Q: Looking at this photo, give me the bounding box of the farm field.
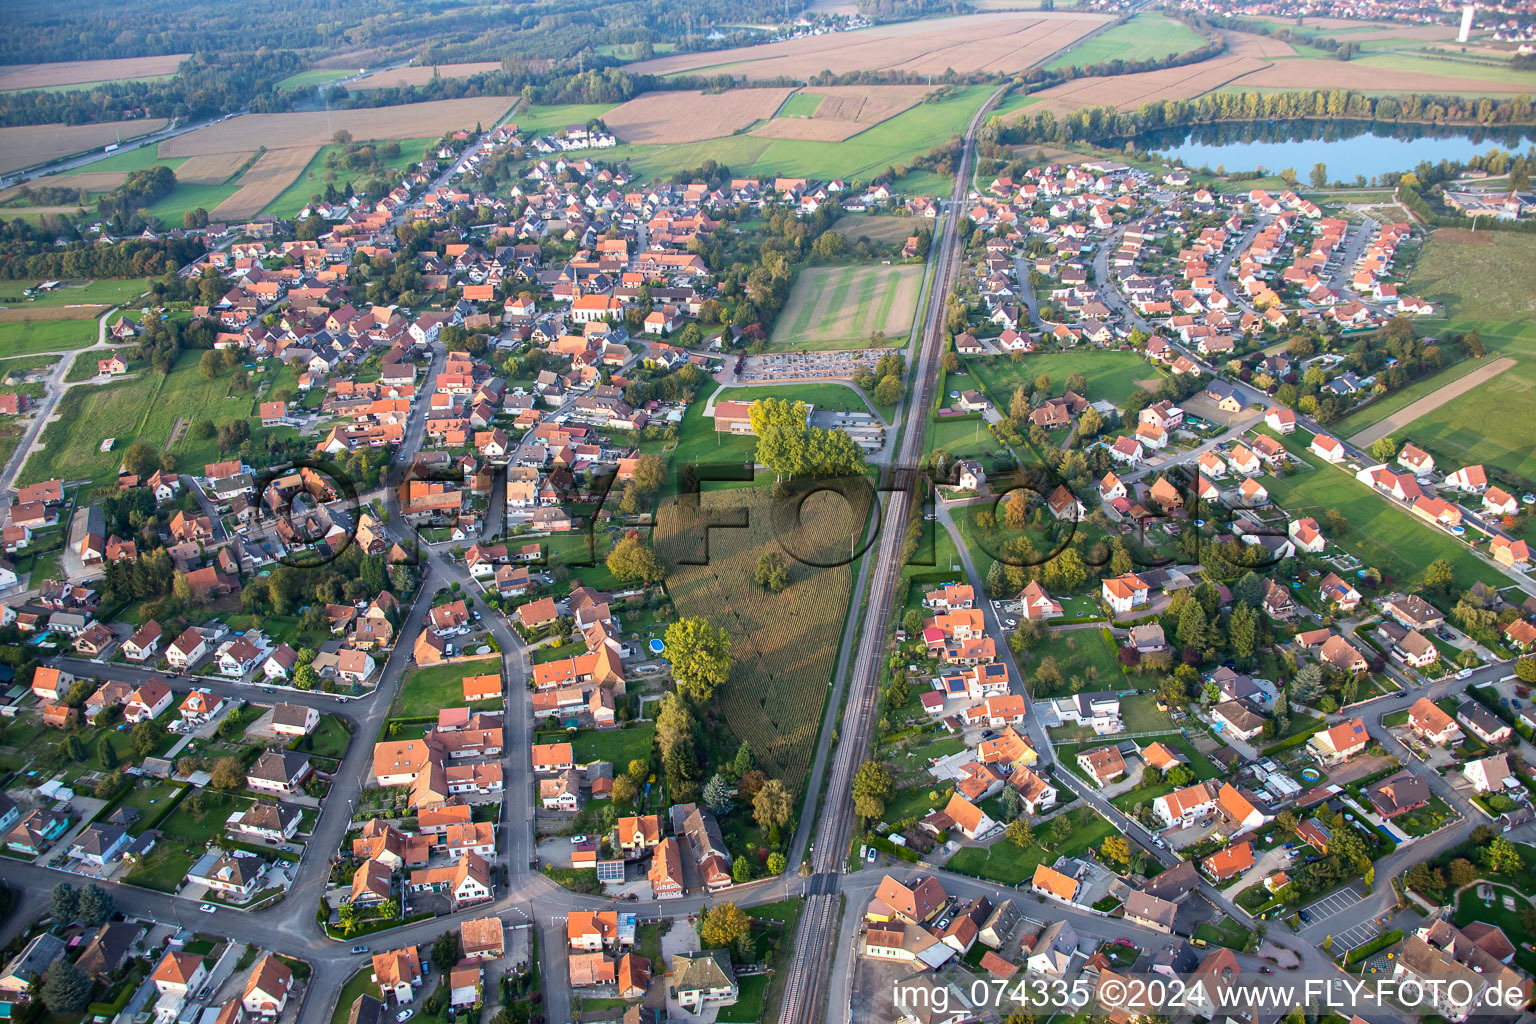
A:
[1225,56,1534,93]
[1345,357,1513,448]
[830,214,920,246]
[1260,432,1501,594]
[1024,56,1270,115]
[967,349,1153,413]
[17,348,286,487]
[603,88,794,145]
[263,137,436,218]
[0,319,97,357]
[589,84,997,181]
[58,147,185,176]
[750,85,936,143]
[0,55,186,92]
[629,12,1110,79]
[1334,358,1485,434]
[1378,360,1536,481]
[0,170,129,203]
[157,98,515,158]
[349,62,503,89]
[174,152,256,185]
[654,482,867,793]
[0,118,171,176]
[770,264,922,350]
[213,147,320,220]
[1046,13,1209,70]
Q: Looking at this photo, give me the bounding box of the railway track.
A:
[775,82,1009,1024]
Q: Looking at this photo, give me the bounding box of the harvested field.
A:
[0,119,170,176]
[750,84,934,141]
[0,171,126,201]
[158,98,514,158]
[629,12,1110,79]
[1221,30,1297,59]
[350,62,504,89]
[604,88,794,144]
[0,55,187,92]
[1348,357,1515,447]
[211,148,317,220]
[1227,57,1533,93]
[1023,56,1271,115]
[771,263,922,349]
[173,152,254,185]
[0,304,108,322]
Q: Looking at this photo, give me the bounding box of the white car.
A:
[1456,668,1474,680]
[570,834,590,844]
[396,1012,414,1023]
[198,903,216,913]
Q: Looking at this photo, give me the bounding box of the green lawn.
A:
[125,797,245,892]
[1046,13,1207,69]
[60,149,188,175]
[109,779,187,831]
[926,413,998,462]
[719,974,768,1022]
[328,968,375,1024]
[968,349,1155,415]
[297,715,353,760]
[1261,432,1500,594]
[1334,358,1483,434]
[391,660,503,716]
[542,530,621,592]
[568,723,655,768]
[0,318,98,357]
[945,807,1114,884]
[1376,359,1536,481]
[590,84,999,181]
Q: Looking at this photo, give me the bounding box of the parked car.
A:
[570,834,590,844]
[198,904,216,914]
[1115,938,1135,948]
[1298,910,1312,923]
[1457,668,1474,680]
[867,848,877,862]
[396,1012,414,1023]
[350,946,370,955]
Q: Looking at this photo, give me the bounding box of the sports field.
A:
[1046,13,1208,70]
[770,264,922,350]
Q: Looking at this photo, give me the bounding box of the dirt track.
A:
[1348,357,1516,446]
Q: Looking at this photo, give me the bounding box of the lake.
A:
[1134,120,1536,183]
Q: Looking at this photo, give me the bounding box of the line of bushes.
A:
[1344,929,1404,965]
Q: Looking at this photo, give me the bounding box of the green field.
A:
[1386,360,1536,480]
[0,318,98,357]
[776,91,824,118]
[1349,50,1536,88]
[60,148,188,176]
[1046,13,1207,70]
[1334,358,1483,433]
[1019,630,1122,700]
[263,136,438,218]
[277,68,354,91]
[0,277,150,309]
[328,969,374,1024]
[591,84,997,181]
[968,349,1155,413]
[1261,430,1501,594]
[17,347,284,487]
[514,102,623,136]
[769,263,922,350]
[1357,230,1536,480]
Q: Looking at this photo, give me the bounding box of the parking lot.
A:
[1331,918,1381,953]
[1302,885,1366,925]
